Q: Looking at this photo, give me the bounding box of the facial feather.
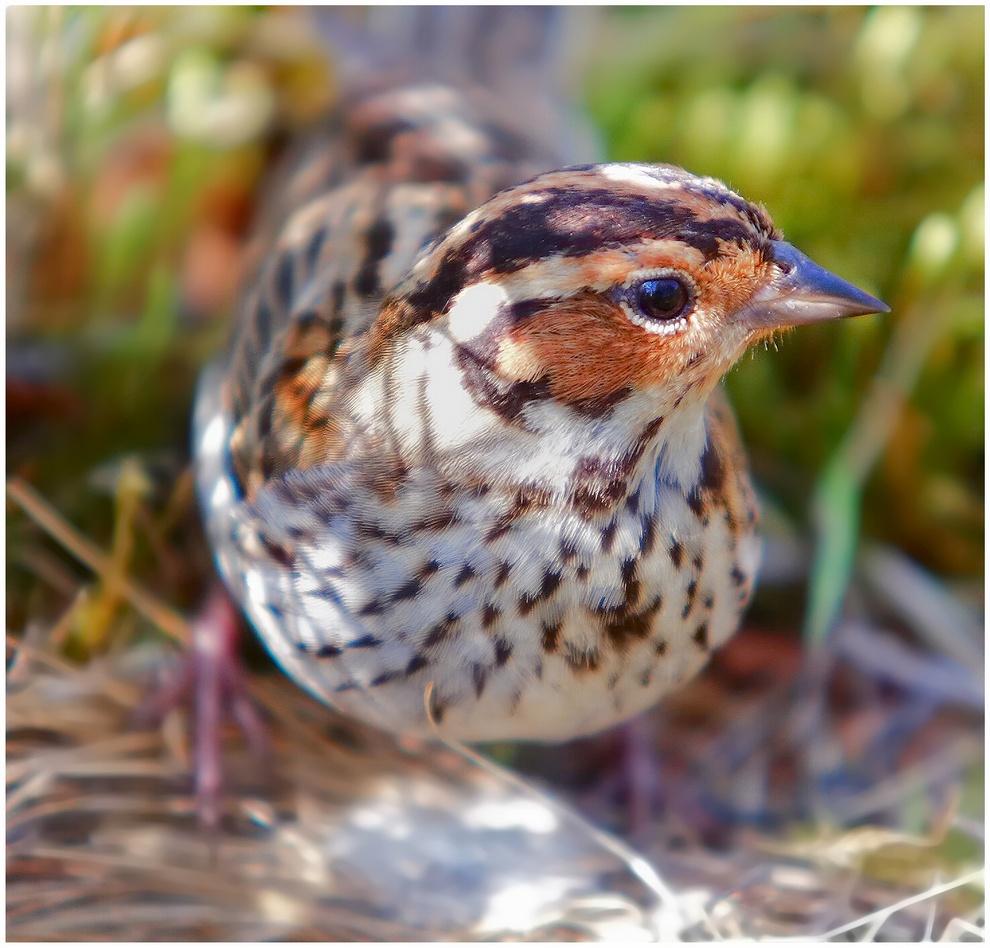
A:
[369,164,781,408]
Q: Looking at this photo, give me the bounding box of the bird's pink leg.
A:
[133,586,270,835]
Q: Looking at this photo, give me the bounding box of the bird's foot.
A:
[131,587,270,837]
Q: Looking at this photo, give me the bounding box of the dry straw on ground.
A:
[7,480,984,941]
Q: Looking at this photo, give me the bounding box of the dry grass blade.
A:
[860,545,984,672]
[9,628,982,941]
[7,477,190,646]
[8,649,670,941]
[812,870,984,941]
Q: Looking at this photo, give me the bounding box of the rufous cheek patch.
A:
[496,294,686,405]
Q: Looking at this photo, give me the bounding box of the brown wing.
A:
[703,385,759,534]
[225,83,562,497]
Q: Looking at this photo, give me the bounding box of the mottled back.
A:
[220,9,600,498]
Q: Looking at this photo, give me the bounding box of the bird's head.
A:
[371,163,887,424]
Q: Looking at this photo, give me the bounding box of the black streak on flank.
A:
[493,561,512,589]
[687,439,725,518]
[564,643,600,673]
[305,226,328,273]
[423,613,459,648]
[700,440,726,493]
[406,652,430,675]
[274,253,295,309]
[330,280,347,317]
[520,568,563,615]
[600,594,661,652]
[428,690,447,725]
[390,576,422,602]
[541,618,562,654]
[473,663,487,698]
[411,509,459,532]
[493,638,513,667]
[299,642,342,658]
[355,217,395,298]
[348,634,382,649]
[261,537,294,568]
[573,450,643,518]
[541,568,563,599]
[309,583,342,604]
[621,558,640,607]
[485,516,513,544]
[670,540,684,569]
[686,489,706,518]
[559,538,578,563]
[692,622,709,651]
[417,559,442,578]
[640,515,657,556]
[682,580,698,619]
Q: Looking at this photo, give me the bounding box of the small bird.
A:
[194,22,886,744]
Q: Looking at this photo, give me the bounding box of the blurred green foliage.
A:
[7,7,332,629]
[588,7,983,579]
[8,11,324,470]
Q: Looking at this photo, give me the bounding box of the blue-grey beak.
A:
[742,240,889,327]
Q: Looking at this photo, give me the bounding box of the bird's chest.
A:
[229,391,760,741]
[459,472,756,678]
[281,457,757,740]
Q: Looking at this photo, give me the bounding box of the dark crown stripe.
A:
[369,165,778,361]
[401,187,770,326]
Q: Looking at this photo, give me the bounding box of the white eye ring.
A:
[613,270,696,335]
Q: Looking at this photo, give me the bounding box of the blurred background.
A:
[6,6,984,941]
[591,7,983,580]
[7,6,982,608]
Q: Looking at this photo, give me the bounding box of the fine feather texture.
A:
[194,11,877,740]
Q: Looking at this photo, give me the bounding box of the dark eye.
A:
[636,277,690,323]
